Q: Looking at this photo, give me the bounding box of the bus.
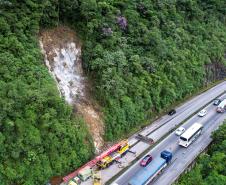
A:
[179,123,203,147]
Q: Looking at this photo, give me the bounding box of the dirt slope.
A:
[39,26,104,151]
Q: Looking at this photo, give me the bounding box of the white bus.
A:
[179,123,203,147]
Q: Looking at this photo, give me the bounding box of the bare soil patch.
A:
[39,26,104,151]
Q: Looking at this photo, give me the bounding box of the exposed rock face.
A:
[205,62,226,84]
[39,26,104,152]
[40,41,84,104]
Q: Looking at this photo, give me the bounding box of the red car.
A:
[140,154,153,167]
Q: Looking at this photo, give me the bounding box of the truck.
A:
[217,99,226,113]
[77,166,92,181]
[128,150,172,185]
[68,176,81,185]
[63,140,129,183]
[96,140,130,169]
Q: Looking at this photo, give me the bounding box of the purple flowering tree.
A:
[116,16,127,30]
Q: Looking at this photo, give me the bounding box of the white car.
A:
[198,109,207,117]
[175,127,186,136]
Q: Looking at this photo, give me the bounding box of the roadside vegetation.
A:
[0,0,226,184]
[176,122,226,185]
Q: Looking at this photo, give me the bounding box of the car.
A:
[213,99,221,106]
[175,127,186,136]
[168,109,176,116]
[140,154,153,167]
[198,109,207,117]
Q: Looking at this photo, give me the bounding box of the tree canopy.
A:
[0,1,94,184]
[54,0,226,140]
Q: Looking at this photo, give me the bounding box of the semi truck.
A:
[128,150,172,185]
[96,140,130,169]
[216,99,226,113]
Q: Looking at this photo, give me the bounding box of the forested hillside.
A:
[0,1,94,184]
[56,0,226,140]
[0,0,226,184]
[176,122,226,185]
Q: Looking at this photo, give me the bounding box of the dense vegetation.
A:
[0,1,94,184]
[176,122,226,185]
[1,0,226,184]
[55,0,226,140]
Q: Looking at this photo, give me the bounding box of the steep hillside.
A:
[0,1,94,185]
[39,26,104,151]
[0,0,226,184]
[50,0,226,140]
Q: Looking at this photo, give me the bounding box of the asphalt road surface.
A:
[112,94,226,185]
[80,81,226,185]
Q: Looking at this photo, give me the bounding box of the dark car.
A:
[168,109,176,116]
[213,99,221,106]
[140,154,153,167]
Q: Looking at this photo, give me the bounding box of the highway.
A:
[79,81,226,185]
[111,93,226,185]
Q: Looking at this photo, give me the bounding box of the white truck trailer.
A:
[217,99,226,113]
